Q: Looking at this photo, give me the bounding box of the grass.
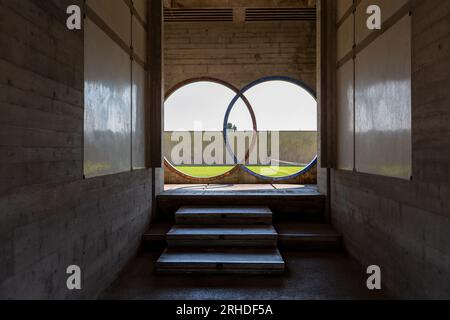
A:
[174,165,305,178]
[247,166,305,177]
[175,166,234,178]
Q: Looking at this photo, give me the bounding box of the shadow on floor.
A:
[100,250,387,300]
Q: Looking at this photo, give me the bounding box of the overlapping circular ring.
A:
[165,77,259,164]
[165,76,318,181]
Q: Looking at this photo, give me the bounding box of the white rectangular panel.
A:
[337,0,353,22]
[84,18,132,177]
[132,62,146,169]
[355,16,412,179]
[133,17,147,63]
[355,0,409,44]
[337,14,354,62]
[134,0,147,22]
[86,0,131,46]
[336,61,355,171]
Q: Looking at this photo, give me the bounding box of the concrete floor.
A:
[101,250,387,300]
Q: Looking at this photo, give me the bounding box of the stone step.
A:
[175,206,273,225]
[142,223,342,250]
[167,225,278,248]
[157,190,326,223]
[155,248,285,274]
[276,223,342,251]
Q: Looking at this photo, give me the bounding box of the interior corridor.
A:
[1,0,449,300]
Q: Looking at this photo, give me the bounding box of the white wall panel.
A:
[84,18,132,177]
[86,0,131,45]
[355,0,409,44]
[355,15,412,179]
[133,0,147,22]
[336,61,355,171]
[132,62,146,169]
[337,0,353,22]
[337,14,354,62]
[133,18,147,63]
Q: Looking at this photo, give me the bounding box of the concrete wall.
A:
[164,20,316,91]
[331,0,450,299]
[0,0,152,299]
[165,162,317,185]
[164,131,317,166]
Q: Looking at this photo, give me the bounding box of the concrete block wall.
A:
[164,20,316,91]
[331,0,450,299]
[164,131,318,166]
[0,0,152,299]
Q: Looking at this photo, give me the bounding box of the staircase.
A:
[143,186,342,275]
[155,206,285,274]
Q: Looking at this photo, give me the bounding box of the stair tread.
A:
[157,248,284,265]
[168,225,277,236]
[177,206,272,216]
[143,224,340,243]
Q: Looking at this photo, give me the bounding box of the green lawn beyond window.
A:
[174,166,305,178]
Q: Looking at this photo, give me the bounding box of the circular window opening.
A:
[164,77,317,181]
[164,79,253,179]
[224,76,318,180]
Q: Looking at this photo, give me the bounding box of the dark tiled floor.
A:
[101,251,387,300]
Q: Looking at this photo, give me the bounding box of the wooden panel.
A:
[84,18,131,178]
[132,62,146,169]
[86,0,131,46]
[336,14,354,62]
[355,0,409,44]
[336,61,354,171]
[355,15,411,179]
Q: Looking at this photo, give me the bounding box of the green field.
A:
[174,166,305,178]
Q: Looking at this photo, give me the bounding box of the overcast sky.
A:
[164,80,317,132]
